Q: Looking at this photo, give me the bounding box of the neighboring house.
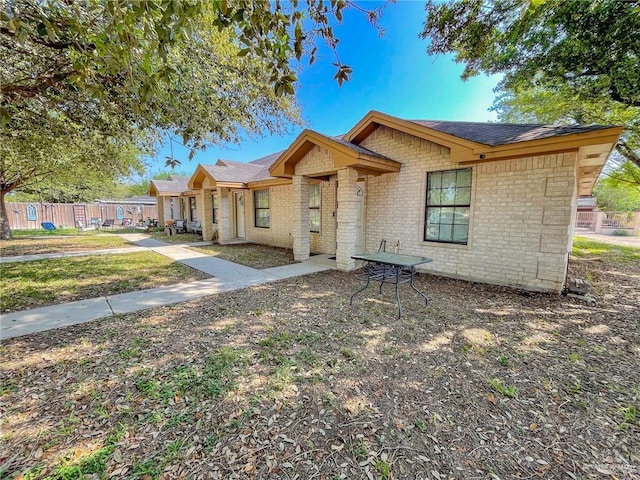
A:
[148,175,194,226]
[150,111,622,293]
[577,196,597,212]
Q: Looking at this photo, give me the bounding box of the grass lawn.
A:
[190,243,295,269]
[573,235,640,264]
[0,239,638,479]
[0,234,135,257]
[0,252,210,312]
[149,232,203,244]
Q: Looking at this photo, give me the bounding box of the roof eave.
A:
[269,129,401,178]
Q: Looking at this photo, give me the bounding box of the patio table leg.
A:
[379,263,387,293]
[409,267,429,305]
[395,266,402,318]
[350,266,373,305]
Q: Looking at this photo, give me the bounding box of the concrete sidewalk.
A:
[1,234,335,340]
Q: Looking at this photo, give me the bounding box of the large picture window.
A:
[254,189,270,228]
[425,168,471,244]
[309,184,321,233]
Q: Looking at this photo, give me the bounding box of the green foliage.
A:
[488,378,517,398]
[594,166,640,211]
[619,404,637,425]
[425,0,640,199]
[134,347,247,403]
[421,0,640,108]
[1,1,387,238]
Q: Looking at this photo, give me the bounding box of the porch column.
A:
[292,174,310,261]
[201,190,214,241]
[218,188,232,244]
[156,197,165,225]
[336,167,359,271]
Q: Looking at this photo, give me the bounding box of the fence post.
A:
[594,212,604,233]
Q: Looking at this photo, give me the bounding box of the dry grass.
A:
[190,243,296,269]
[0,243,638,479]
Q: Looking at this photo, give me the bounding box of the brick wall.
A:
[244,184,294,249]
[360,126,577,292]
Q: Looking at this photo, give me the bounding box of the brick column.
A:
[201,190,214,241]
[336,167,359,271]
[156,197,165,225]
[293,175,310,261]
[218,188,232,244]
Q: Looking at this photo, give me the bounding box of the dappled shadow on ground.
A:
[190,243,296,270]
[1,254,638,479]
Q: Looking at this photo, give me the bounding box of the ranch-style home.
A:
[149,110,622,293]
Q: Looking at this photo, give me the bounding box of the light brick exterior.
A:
[244,184,295,249]
[217,188,232,244]
[336,167,359,271]
[165,123,589,293]
[292,175,310,260]
[360,126,577,292]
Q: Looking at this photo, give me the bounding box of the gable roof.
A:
[188,151,287,189]
[148,175,190,196]
[269,129,401,178]
[346,111,623,196]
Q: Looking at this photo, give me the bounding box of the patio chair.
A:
[190,220,202,235]
[175,219,187,234]
[121,218,133,227]
[101,219,115,229]
[41,222,56,233]
[361,239,387,278]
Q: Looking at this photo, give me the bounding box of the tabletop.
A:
[351,252,433,267]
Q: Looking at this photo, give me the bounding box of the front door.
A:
[235,192,245,239]
[355,181,365,254]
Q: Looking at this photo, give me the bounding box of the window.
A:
[189,197,197,221]
[212,194,218,224]
[425,168,471,244]
[116,206,124,220]
[254,189,270,228]
[309,184,321,233]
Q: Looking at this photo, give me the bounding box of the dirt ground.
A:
[0,250,638,479]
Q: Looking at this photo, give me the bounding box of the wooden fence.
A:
[6,202,158,230]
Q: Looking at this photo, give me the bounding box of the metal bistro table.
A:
[350,252,433,318]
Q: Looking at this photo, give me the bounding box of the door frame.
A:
[355,180,366,254]
[233,191,246,239]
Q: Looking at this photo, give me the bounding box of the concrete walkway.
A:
[1,234,334,340]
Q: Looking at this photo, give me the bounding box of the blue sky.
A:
[145,1,502,176]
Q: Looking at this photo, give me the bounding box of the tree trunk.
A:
[0,189,13,240]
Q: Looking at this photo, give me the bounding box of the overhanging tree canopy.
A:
[421,0,640,108]
[0,0,387,239]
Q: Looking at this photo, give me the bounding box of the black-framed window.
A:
[212,194,218,224]
[189,196,197,221]
[254,189,270,228]
[309,184,321,233]
[425,168,471,244]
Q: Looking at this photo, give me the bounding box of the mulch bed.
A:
[0,252,638,479]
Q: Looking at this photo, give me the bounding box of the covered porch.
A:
[269,130,401,271]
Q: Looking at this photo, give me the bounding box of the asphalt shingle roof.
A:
[150,175,189,194]
[410,120,614,146]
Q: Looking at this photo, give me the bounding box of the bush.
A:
[612,229,631,236]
